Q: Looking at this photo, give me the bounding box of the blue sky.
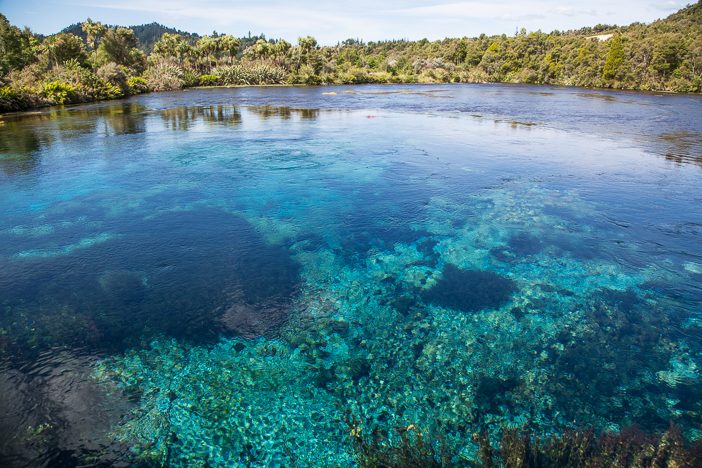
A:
[0,0,692,44]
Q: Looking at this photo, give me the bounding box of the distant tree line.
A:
[0,2,700,112]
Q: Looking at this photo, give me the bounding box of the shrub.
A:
[42,80,77,104]
[249,63,286,84]
[290,64,322,85]
[198,74,219,86]
[182,69,200,87]
[127,76,149,94]
[144,61,185,91]
[44,62,104,101]
[96,62,128,90]
[99,82,124,100]
[7,63,47,90]
[213,62,287,85]
[0,86,33,112]
[213,64,248,85]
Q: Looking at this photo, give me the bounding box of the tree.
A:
[0,13,35,77]
[651,34,684,76]
[81,18,107,51]
[152,33,192,65]
[245,39,273,60]
[296,36,318,69]
[81,18,107,65]
[195,35,218,72]
[603,34,626,80]
[98,27,146,71]
[41,33,87,69]
[273,39,292,66]
[217,35,240,63]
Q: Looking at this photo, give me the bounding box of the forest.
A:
[0,2,700,112]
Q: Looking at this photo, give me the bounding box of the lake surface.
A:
[0,84,701,466]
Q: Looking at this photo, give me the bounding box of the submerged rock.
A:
[422,264,517,312]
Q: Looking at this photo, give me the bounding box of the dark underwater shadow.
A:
[0,207,302,363]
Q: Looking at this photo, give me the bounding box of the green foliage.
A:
[213,62,286,85]
[198,74,219,86]
[126,76,149,93]
[97,27,145,71]
[651,35,684,76]
[152,33,191,64]
[81,18,107,51]
[0,13,36,78]
[41,80,77,104]
[603,34,626,80]
[96,62,128,90]
[40,33,87,69]
[144,60,185,91]
[100,82,124,100]
[63,21,201,53]
[0,86,33,112]
[0,2,700,113]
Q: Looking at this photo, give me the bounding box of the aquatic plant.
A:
[346,417,453,467]
[494,424,702,467]
[421,264,518,313]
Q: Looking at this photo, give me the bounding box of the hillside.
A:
[60,22,201,52]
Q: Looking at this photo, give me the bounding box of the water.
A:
[0,84,701,466]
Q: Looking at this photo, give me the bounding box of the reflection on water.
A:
[0,105,325,178]
[98,103,147,135]
[0,84,701,466]
[161,105,243,130]
[661,131,702,167]
[0,104,148,167]
[248,105,319,120]
[576,92,619,102]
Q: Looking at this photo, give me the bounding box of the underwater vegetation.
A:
[346,420,453,467]
[493,425,702,468]
[346,422,702,467]
[88,182,702,466]
[421,264,517,313]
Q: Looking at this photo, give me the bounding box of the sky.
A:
[0,0,692,44]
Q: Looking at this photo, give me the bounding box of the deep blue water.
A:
[0,84,701,466]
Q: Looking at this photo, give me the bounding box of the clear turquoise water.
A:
[0,84,701,466]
